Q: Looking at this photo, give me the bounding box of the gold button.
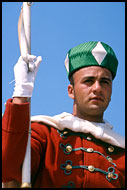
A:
[65,164,72,171]
[87,136,92,141]
[66,145,72,153]
[107,157,113,163]
[107,172,114,179]
[87,148,93,153]
[88,165,95,172]
[108,146,114,153]
[63,131,68,135]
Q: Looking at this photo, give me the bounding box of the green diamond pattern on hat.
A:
[65,41,118,80]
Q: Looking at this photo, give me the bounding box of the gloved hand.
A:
[12,54,42,97]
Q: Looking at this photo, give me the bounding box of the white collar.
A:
[31,112,125,149]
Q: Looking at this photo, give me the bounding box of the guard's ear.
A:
[68,84,75,99]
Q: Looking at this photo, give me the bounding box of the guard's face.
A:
[68,66,112,121]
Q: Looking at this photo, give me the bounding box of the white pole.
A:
[18,2,32,57]
[22,2,31,54]
[18,2,32,188]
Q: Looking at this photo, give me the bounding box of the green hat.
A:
[65,41,118,80]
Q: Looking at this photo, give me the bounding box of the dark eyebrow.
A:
[81,76,95,83]
[101,77,112,82]
[82,76,95,80]
[81,76,112,82]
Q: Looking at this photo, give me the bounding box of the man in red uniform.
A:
[2,41,125,188]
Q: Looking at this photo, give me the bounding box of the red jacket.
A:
[2,99,125,188]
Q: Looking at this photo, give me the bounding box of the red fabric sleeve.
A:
[2,99,30,183]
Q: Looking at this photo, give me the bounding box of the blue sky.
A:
[2,2,125,136]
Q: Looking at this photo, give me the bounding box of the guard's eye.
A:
[84,79,94,83]
[101,80,110,85]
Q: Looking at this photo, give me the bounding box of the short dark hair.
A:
[69,75,74,86]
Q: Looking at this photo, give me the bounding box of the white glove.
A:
[12,54,42,97]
